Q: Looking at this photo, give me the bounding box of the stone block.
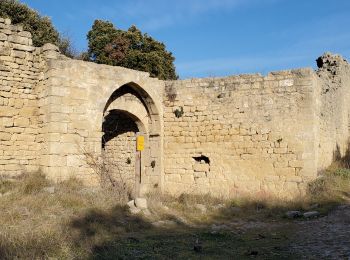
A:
[274,147,288,154]
[12,50,26,59]
[134,198,148,209]
[0,33,7,41]
[2,117,14,127]
[288,160,303,168]
[67,155,83,167]
[18,31,32,38]
[279,79,294,87]
[193,163,209,172]
[273,161,288,168]
[48,122,68,133]
[194,171,206,178]
[69,88,88,100]
[42,43,59,51]
[14,118,30,127]
[181,174,195,183]
[0,132,11,141]
[12,43,35,52]
[285,175,303,182]
[276,167,295,176]
[50,113,69,122]
[4,164,21,171]
[41,155,66,167]
[0,106,17,117]
[19,107,37,117]
[60,134,83,143]
[166,174,181,182]
[14,99,24,109]
[16,134,36,142]
[54,143,79,154]
[8,35,29,45]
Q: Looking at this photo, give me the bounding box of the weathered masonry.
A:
[1,18,350,198]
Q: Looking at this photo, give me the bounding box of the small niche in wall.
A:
[192,155,210,178]
[192,155,210,165]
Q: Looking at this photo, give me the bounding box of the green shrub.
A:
[87,20,178,80]
[332,168,350,178]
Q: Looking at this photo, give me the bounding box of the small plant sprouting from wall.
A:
[165,83,177,102]
[174,106,184,118]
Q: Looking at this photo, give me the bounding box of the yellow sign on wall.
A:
[136,136,145,151]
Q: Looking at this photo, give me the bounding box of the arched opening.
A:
[102,82,161,198]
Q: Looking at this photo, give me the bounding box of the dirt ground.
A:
[290,204,350,259]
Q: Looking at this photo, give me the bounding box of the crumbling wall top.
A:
[316,52,350,76]
[0,17,63,60]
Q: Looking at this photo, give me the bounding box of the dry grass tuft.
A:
[0,173,125,259]
[308,166,350,205]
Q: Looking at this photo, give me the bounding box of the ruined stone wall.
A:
[315,53,350,170]
[0,18,51,176]
[163,69,319,198]
[39,58,164,194]
[1,17,350,199]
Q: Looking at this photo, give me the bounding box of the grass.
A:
[0,162,349,259]
[0,173,121,259]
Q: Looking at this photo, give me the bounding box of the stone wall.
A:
[163,69,321,198]
[315,53,350,170]
[1,17,350,199]
[0,18,58,176]
[39,58,164,195]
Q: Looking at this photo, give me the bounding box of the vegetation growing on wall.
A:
[86,20,178,80]
[0,1,177,73]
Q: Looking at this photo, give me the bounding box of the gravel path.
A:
[291,205,350,259]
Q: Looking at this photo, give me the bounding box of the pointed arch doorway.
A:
[102,82,161,198]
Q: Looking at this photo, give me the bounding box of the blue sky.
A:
[21,0,350,79]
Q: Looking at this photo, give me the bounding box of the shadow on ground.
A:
[70,205,295,259]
